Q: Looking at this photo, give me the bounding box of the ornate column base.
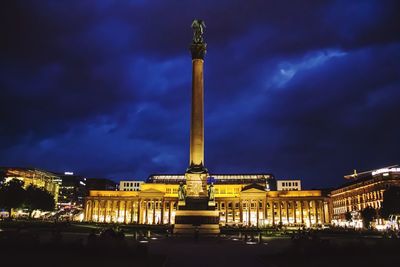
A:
[173,210,220,234]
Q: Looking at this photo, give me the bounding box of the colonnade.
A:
[217,198,328,227]
[85,198,177,225]
[84,197,328,227]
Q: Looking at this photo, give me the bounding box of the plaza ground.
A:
[0,221,399,267]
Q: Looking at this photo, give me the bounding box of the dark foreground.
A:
[0,222,399,267]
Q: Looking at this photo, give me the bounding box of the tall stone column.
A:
[185,21,208,198]
[174,20,220,234]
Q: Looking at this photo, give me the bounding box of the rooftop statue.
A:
[208,182,215,201]
[178,182,186,201]
[191,19,206,44]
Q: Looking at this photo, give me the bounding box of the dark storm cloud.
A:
[0,0,399,187]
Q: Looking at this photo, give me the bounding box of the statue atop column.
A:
[191,19,206,44]
[190,19,207,59]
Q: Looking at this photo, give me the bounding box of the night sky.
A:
[1,1,399,189]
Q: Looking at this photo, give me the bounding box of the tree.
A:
[380,186,400,219]
[361,206,377,229]
[24,185,55,217]
[345,211,352,222]
[0,179,26,217]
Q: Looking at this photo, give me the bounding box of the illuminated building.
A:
[331,166,400,225]
[119,181,143,191]
[0,167,61,202]
[85,174,329,227]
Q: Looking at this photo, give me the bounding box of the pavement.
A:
[148,235,292,267]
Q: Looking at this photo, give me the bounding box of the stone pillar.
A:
[248,200,251,226]
[263,199,267,224]
[168,201,172,224]
[293,201,297,224]
[271,201,275,226]
[105,200,109,223]
[307,201,312,226]
[103,200,107,223]
[130,201,134,223]
[286,201,289,224]
[239,201,243,224]
[97,200,100,222]
[124,201,127,224]
[314,200,318,224]
[85,200,90,221]
[233,202,236,223]
[278,201,282,224]
[161,200,165,224]
[137,200,141,224]
[117,200,121,222]
[256,200,260,228]
[300,201,304,224]
[152,200,156,225]
[189,45,206,168]
[145,200,149,224]
[84,200,88,221]
[90,200,94,221]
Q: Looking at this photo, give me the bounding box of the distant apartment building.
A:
[277,180,301,191]
[57,172,87,208]
[119,180,143,191]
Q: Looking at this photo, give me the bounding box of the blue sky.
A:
[1,0,399,188]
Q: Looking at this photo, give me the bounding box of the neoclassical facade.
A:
[331,167,400,222]
[84,174,330,227]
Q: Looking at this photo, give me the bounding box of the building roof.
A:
[332,166,400,194]
[146,173,274,184]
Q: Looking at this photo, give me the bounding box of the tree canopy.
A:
[361,206,377,229]
[25,185,56,216]
[0,179,55,217]
[380,186,400,219]
[0,179,26,216]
